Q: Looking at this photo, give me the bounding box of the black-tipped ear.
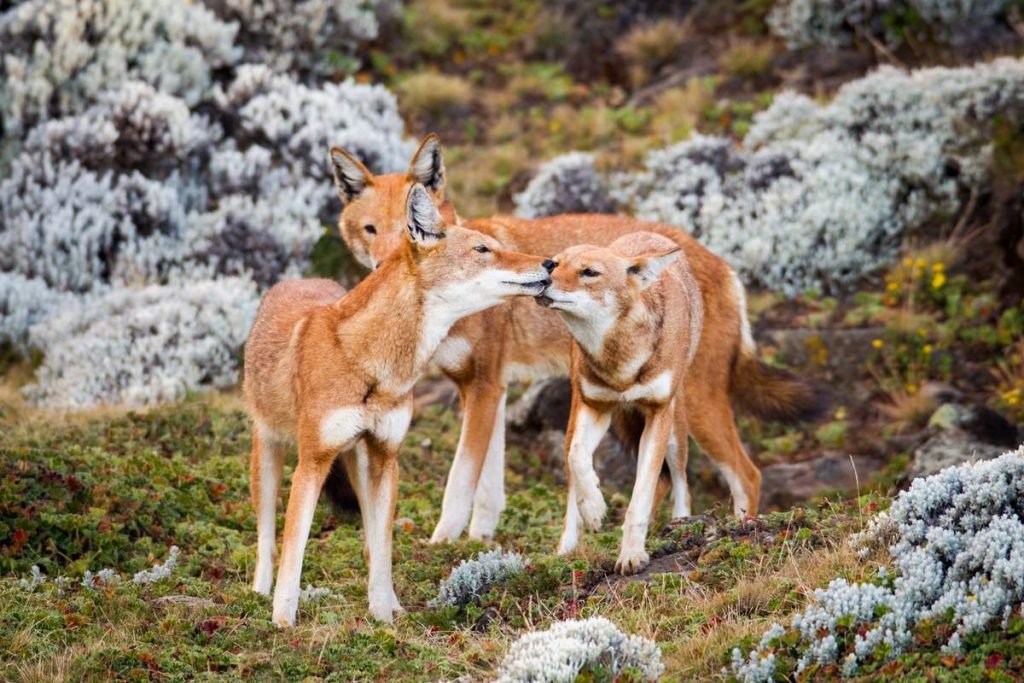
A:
[406,184,445,247]
[628,248,682,289]
[408,134,445,195]
[329,147,373,203]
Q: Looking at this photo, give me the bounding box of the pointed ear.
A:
[408,133,446,196]
[329,147,373,204]
[627,248,681,289]
[406,183,445,247]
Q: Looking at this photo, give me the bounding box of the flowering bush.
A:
[732,447,1024,681]
[767,0,1011,50]
[0,0,413,407]
[429,547,527,607]
[0,0,240,135]
[517,58,1024,296]
[514,152,617,219]
[24,278,259,408]
[497,617,664,682]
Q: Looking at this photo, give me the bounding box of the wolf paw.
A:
[614,549,650,575]
[576,485,607,531]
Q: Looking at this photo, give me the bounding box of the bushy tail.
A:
[731,350,830,423]
[323,458,360,512]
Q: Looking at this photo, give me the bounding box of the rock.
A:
[155,595,215,609]
[759,453,884,510]
[507,378,572,433]
[910,430,1008,479]
[527,426,638,492]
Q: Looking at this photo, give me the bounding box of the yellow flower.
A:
[923,344,933,354]
[906,383,918,394]
[932,272,947,289]
[902,257,913,267]
[915,258,927,268]
[872,339,884,349]
[886,281,900,292]
[932,262,944,271]
[917,328,927,337]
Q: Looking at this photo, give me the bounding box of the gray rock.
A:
[910,430,1008,479]
[759,452,884,510]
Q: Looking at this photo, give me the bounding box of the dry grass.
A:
[397,71,473,118]
[877,388,939,433]
[719,39,776,79]
[616,18,691,87]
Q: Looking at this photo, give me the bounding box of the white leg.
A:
[557,477,582,555]
[431,388,503,543]
[715,461,752,518]
[271,458,327,627]
[358,442,402,622]
[665,429,691,519]
[252,424,284,596]
[570,407,612,532]
[468,391,507,540]
[616,409,671,575]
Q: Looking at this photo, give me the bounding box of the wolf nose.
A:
[542,259,557,273]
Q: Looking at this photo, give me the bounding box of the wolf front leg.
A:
[557,401,611,555]
[616,404,673,575]
[468,389,507,541]
[430,381,505,543]
[271,444,332,627]
[346,440,403,622]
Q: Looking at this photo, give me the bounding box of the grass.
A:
[1,394,881,681]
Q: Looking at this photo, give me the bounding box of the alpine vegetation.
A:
[496,617,664,682]
[515,58,1024,295]
[0,0,412,407]
[767,0,1011,50]
[132,546,181,585]
[514,152,617,219]
[24,278,259,409]
[429,548,527,608]
[732,447,1024,681]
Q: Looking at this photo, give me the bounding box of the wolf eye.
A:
[474,244,490,253]
[364,224,376,235]
[580,268,599,278]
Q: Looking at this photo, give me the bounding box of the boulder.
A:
[759,452,884,510]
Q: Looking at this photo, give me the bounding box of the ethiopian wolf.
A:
[328,134,826,544]
[243,182,549,626]
[537,232,703,573]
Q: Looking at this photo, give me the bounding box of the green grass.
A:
[0,396,1018,681]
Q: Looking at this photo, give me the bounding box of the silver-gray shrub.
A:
[204,0,398,78]
[24,277,259,408]
[0,0,241,136]
[516,58,1024,296]
[429,548,527,608]
[732,447,1024,681]
[0,273,76,356]
[497,617,664,683]
[514,152,617,219]
[132,546,181,585]
[767,0,1011,50]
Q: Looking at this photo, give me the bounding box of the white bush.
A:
[514,152,617,219]
[732,447,1024,681]
[0,0,240,135]
[497,617,664,683]
[205,0,398,77]
[429,548,527,607]
[767,0,1010,49]
[0,273,77,356]
[132,546,181,585]
[520,58,1024,296]
[24,277,259,408]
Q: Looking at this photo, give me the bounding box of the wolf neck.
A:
[332,252,461,390]
[572,297,658,388]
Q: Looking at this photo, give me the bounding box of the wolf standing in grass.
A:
[243,178,550,627]
[537,233,703,572]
